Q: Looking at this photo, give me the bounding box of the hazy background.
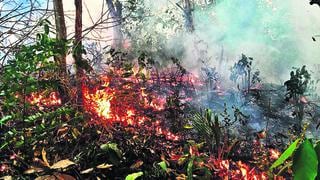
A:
[62,0,320,87]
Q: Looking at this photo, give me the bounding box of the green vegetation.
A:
[0,0,319,179]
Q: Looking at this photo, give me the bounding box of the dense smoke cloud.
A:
[63,0,320,86]
[152,0,320,85]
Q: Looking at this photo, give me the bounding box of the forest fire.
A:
[235,161,267,180]
[81,73,181,141]
[269,149,281,160]
[2,0,319,178]
[26,91,62,109]
[82,84,114,120]
[209,158,269,179]
[170,144,273,179]
[83,75,147,124]
[22,70,285,178]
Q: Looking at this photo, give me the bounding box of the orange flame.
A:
[269,149,281,160]
[27,91,61,109]
[81,74,180,141]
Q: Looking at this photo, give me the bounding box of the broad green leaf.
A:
[293,139,318,180]
[158,161,167,171]
[270,138,300,170]
[125,172,143,180]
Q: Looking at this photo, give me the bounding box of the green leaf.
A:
[0,142,8,150]
[24,112,43,122]
[313,142,320,180]
[178,157,187,165]
[158,161,167,172]
[292,139,318,180]
[270,138,300,170]
[315,142,320,160]
[44,24,49,35]
[187,157,194,180]
[15,140,24,148]
[100,143,122,158]
[125,172,143,180]
[0,115,12,125]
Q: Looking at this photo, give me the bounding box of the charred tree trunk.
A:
[53,0,69,103]
[74,0,84,108]
[106,0,123,49]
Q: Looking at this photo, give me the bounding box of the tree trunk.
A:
[218,45,224,71]
[106,0,123,49]
[297,98,304,134]
[183,0,194,32]
[53,0,67,74]
[53,0,69,103]
[74,0,83,108]
[247,69,251,92]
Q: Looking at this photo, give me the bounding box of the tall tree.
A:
[106,0,123,49]
[284,66,311,133]
[53,0,67,74]
[53,0,69,103]
[74,0,83,107]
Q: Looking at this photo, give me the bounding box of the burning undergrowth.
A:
[82,64,195,141]
[19,60,286,179]
[77,63,279,178]
[6,46,293,179]
[26,91,62,110]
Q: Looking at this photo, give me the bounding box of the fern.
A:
[191,109,221,152]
